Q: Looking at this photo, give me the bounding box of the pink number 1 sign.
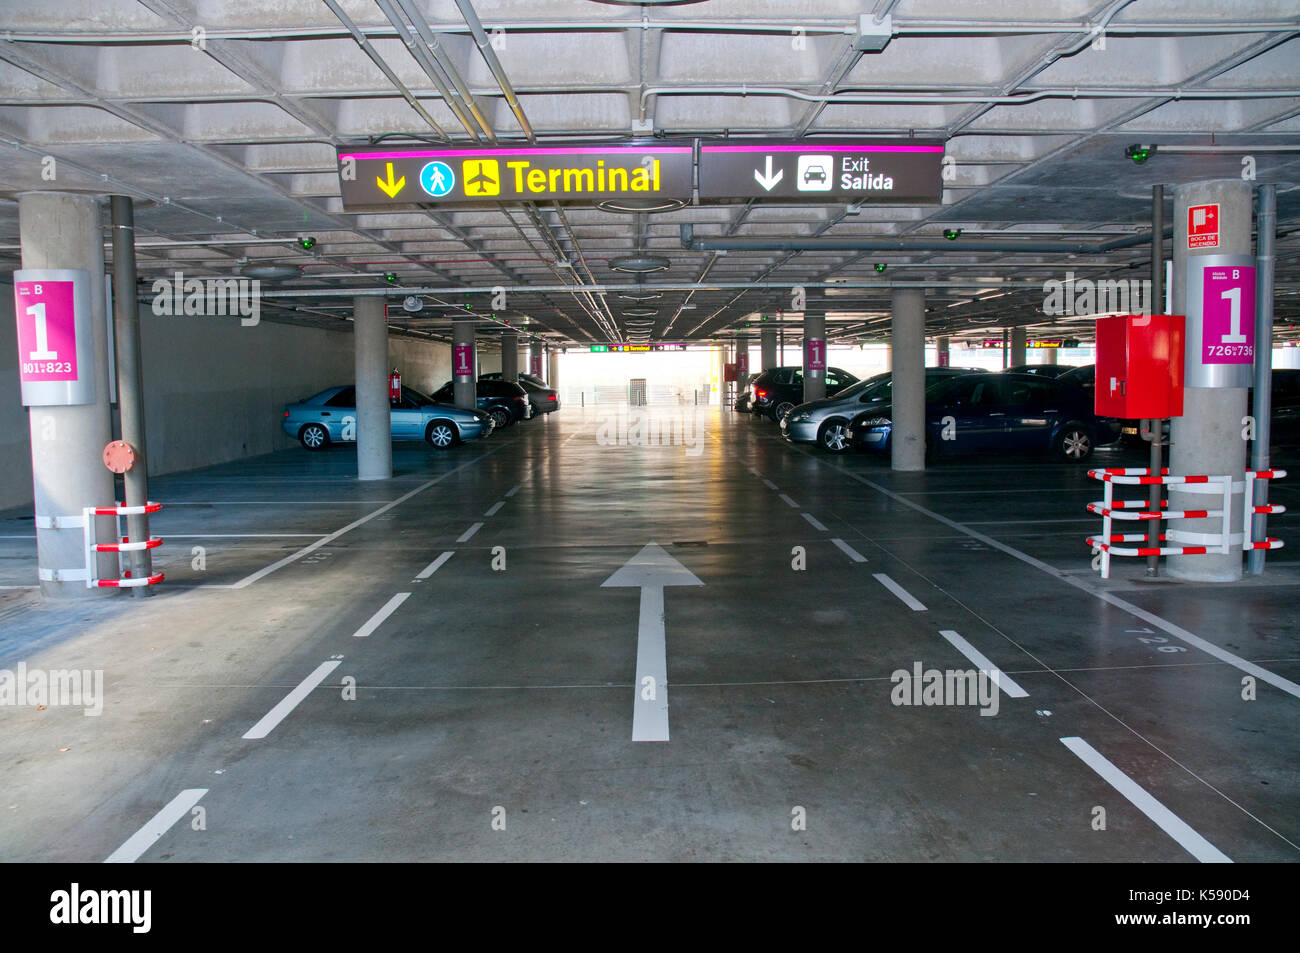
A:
[15,280,78,382]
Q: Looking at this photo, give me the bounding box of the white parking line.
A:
[242,660,342,740]
[415,551,455,580]
[352,593,411,638]
[830,538,867,563]
[505,484,522,497]
[801,513,828,531]
[1060,736,1232,863]
[873,573,928,611]
[457,522,484,542]
[104,788,208,863]
[484,501,505,517]
[779,493,800,509]
[201,450,500,590]
[762,478,778,491]
[938,630,1028,697]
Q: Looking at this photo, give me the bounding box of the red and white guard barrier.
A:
[1086,468,1285,578]
[36,502,165,588]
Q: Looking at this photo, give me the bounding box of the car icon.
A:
[803,165,827,184]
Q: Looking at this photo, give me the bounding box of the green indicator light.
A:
[591,345,609,352]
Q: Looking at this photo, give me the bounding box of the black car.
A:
[432,379,531,428]
[849,371,1121,462]
[480,372,559,417]
[1005,363,1078,379]
[748,366,859,421]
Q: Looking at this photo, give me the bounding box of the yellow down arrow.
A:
[376,162,406,198]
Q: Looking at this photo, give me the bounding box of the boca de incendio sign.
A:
[337,141,694,208]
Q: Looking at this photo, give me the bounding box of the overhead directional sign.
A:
[337,141,694,209]
[698,139,945,203]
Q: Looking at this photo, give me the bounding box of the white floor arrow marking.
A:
[602,542,703,742]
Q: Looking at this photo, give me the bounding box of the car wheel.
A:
[818,418,851,453]
[299,423,330,451]
[771,400,796,422]
[1057,423,1094,462]
[425,419,458,449]
[489,408,511,429]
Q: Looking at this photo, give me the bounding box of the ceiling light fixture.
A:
[611,254,671,274]
[596,197,688,213]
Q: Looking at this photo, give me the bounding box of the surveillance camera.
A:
[402,296,423,313]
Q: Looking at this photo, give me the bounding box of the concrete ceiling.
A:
[1,0,1298,347]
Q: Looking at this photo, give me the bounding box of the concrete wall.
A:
[0,284,451,510]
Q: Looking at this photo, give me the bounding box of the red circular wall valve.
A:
[102,440,137,474]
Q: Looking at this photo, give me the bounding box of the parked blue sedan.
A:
[849,371,1121,462]
[282,385,494,450]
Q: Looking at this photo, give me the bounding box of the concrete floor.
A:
[0,407,1297,862]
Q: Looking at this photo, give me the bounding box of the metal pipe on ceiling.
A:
[679,224,1173,254]
[394,0,497,141]
[322,0,450,140]
[6,19,1298,44]
[374,0,484,140]
[453,0,535,142]
[638,84,1300,121]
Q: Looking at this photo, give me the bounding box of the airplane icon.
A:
[463,159,500,196]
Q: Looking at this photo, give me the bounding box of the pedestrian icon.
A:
[419,161,455,197]
[463,159,500,197]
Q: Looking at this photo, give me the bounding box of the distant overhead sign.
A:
[698,140,944,203]
[337,141,694,209]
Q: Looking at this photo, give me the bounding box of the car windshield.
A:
[835,374,890,401]
[406,386,436,405]
[926,376,964,400]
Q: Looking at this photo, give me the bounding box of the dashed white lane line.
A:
[830,537,868,563]
[104,789,208,863]
[484,501,505,517]
[457,522,484,542]
[242,660,342,740]
[505,484,522,497]
[938,629,1028,698]
[778,493,800,509]
[1060,736,1233,863]
[200,450,500,590]
[762,478,779,491]
[872,573,928,611]
[415,551,455,580]
[801,513,828,531]
[352,593,411,638]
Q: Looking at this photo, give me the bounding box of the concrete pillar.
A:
[1168,180,1253,582]
[734,334,750,389]
[1043,347,1058,365]
[501,331,519,382]
[354,296,391,481]
[891,288,926,471]
[937,336,950,367]
[19,192,116,598]
[547,350,560,394]
[882,345,892,372]
[529,340,544,381]
[1010,326,1027,367]
[453,318,477,410]
[760,326,778,370]
[802,314,827,403]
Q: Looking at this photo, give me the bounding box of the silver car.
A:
[781,368,977,452]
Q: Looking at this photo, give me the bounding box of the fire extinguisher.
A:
[389,368,402,401]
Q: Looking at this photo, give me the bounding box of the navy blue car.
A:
[849,371,1121,462]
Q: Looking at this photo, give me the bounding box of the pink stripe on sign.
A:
[341,147,694,161]
[702,144,944,154]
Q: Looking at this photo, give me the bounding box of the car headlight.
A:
[861,416,891,427]
[789,412,811,423]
